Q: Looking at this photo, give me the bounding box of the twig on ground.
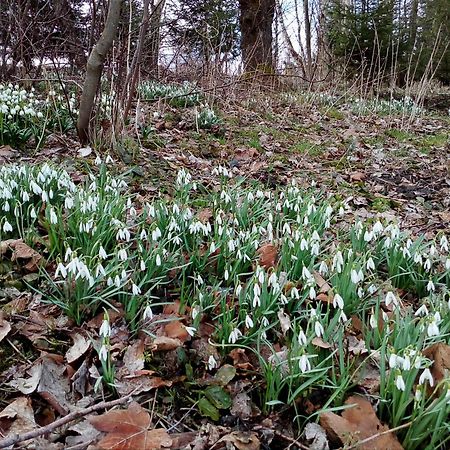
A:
[0,393,133,449]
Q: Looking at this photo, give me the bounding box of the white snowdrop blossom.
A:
[385,291,399,308]
[299,354,312,373]
[208,355,218,371]
[415,304,429,317]
[155,254,162,266]
[427,313,441,337]
[333,293,344,310]
[98,345,108,363]
[228,327,242,344]
[366,257,375,271]
[314,320,324,338]
[297,328,307,346]
[99,319,111,338]
[131,283,141,296]
[143,305,153,320]
[245,314,254,328]
[395,373,406,391]
[419,368,434,387]
[99,246,107,260]
[185,326,196,337]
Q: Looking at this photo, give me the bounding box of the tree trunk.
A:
[303,0,312,80]
[239,0,276,72]
[122,0,151,120]
[77,0,122,145]
[147,0,165,77]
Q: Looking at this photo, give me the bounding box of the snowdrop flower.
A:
[49,208,58,224]
[99,319,111,338]
[440,235,448,252]
[131,283,141,296]
[245,314,254,328]
[228,327,242,344]
[369,312,377,329]
[98,345,108,363]
[415,304,429,317]
[309,286,316,300]
[427,313,441,337]
[339,310,348,324]
[446,258,450,270]
[332,251,344,273]
[333,293,344,310]
[155,254,162,266]
[319,261,328,275]
[299,354,312,373]
[373,221,384,234]
[99,246,107,260]
[389,354,399,369]
[2,220,12,232]
[208,355,218,371]
[143,305,153,320]
[423,258,432,272]
[95,155,102,165]
[185,326,196,337]
[118,249,127,261]
[364,230,373,242]
[395,373,406,391]
[419,368,434,387]
[366,257,375,271]
[350,269,360,284]
[290,287,300,299]
[302,266,312,280]
[385,291,399,308]
[55,262,67,278]
[297,328,307,346]
[314,321,324,338]
[426,279,435,292]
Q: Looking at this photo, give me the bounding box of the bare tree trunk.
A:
[303,0,312,80]
[77,0,122,145]
[122,0,151,120]
[147,0,165,77]
[239,0,276,72]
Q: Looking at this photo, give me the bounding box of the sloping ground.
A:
[0,90,449,450]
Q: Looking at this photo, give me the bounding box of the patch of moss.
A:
[385,128,414,142]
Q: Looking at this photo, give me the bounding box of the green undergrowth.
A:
[1,162,450,448]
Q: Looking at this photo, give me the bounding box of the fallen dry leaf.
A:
[90,402,173,450]
[256,243,278,269]
[0,397,37,441]
[216,431,260,450]
[320,395,403,450]
[350,171,366,182]
[151,336,183,351]
[313,271,331,294]
[164,320,190,342]
[3,239,44,272]
[0,313,11,343]
[66,332,91,364]
[277,309,291,335]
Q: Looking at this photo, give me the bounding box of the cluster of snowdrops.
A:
[0,161,449,449]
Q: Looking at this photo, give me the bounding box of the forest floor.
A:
[0,85,450,450]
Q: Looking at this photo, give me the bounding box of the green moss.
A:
[385,128,414,142]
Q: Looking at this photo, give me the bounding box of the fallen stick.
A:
[0,394,133,449]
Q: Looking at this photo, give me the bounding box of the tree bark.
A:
[303,0,312,79]
[239,0,276,72]
[147,0,166,77]
[77,0,122,145]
